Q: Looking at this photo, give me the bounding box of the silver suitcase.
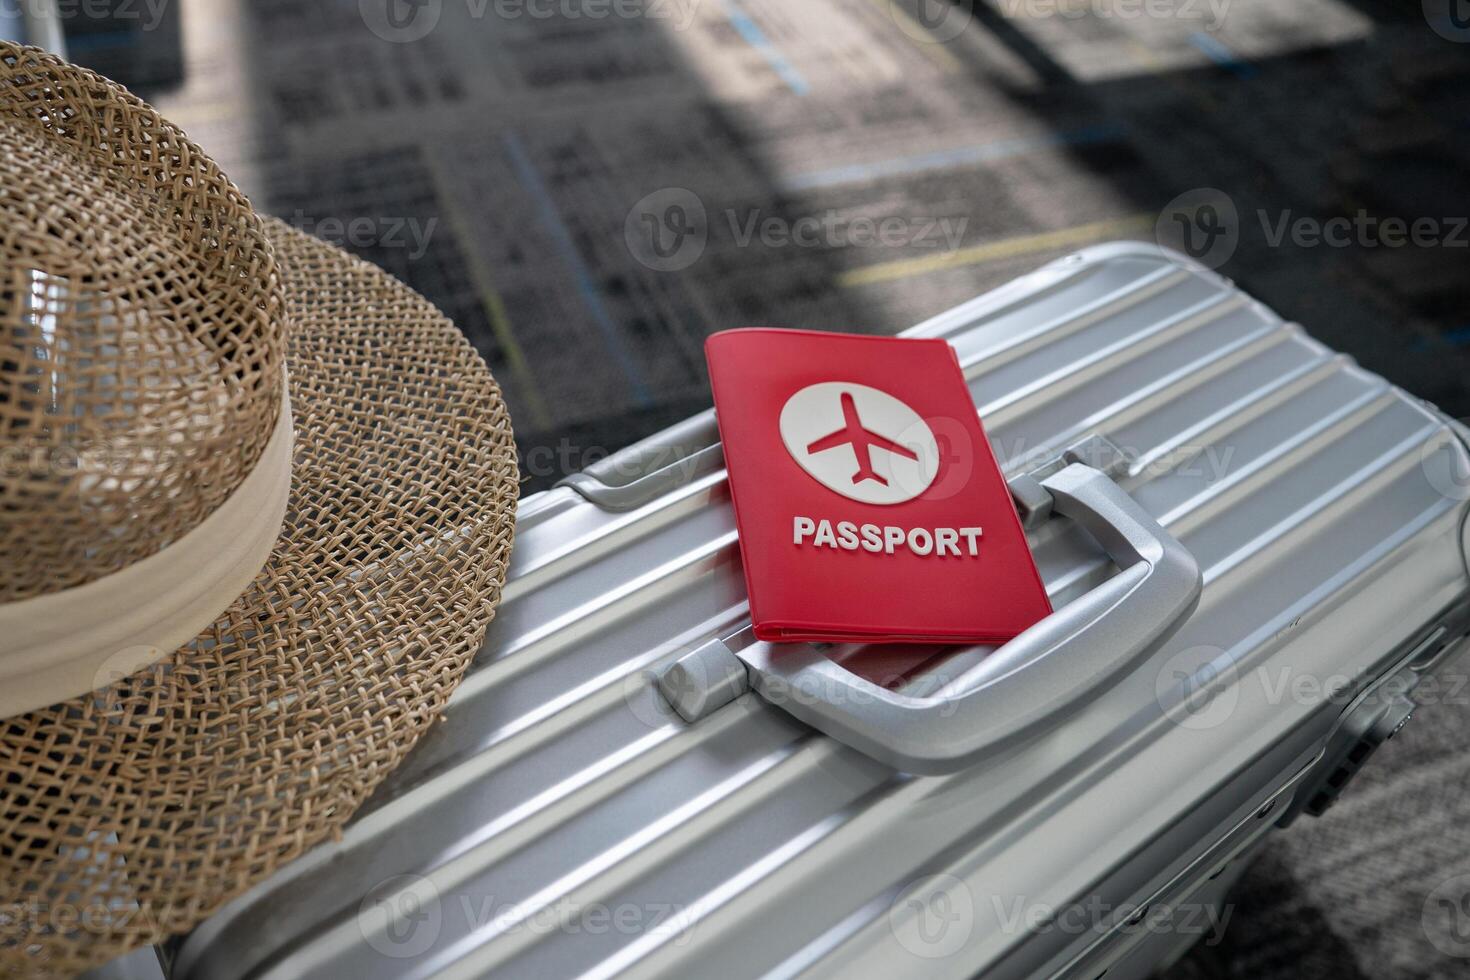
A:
[171,243,1470,980]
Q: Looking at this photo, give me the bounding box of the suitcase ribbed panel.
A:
[177,244,1470,980]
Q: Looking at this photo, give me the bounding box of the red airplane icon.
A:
[805,391,919,486]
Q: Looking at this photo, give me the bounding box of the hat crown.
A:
[0,43,286,602]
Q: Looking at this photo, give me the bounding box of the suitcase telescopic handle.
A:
[726,463,1202,774]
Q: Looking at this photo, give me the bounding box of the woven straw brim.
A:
[0,218,519,976]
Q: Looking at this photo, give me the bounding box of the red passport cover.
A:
[706,328,1051,645]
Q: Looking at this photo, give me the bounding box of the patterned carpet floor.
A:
[62,1,1470,975]
[1167,684,1470,979]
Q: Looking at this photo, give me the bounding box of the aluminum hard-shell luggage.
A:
[171,243,1470,980]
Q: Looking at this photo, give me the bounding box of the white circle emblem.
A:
[778,382,940,505]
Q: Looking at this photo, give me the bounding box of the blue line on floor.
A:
[781,124,1127,192]
[502,132,652,407]
[725,0,810,96]
[1189,32,1257,79]
[1409,326,1470,351]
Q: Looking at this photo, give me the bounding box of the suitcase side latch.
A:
[1284,614,1470,823]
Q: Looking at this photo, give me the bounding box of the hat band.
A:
[0,392,294,718]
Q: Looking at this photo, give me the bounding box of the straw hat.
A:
[0,43,519,975]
